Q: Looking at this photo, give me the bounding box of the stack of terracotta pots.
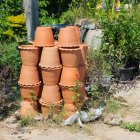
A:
[58,26,88,119]
[18,45,41,118]
[34,27,62,118]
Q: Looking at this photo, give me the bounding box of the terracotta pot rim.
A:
[59,47,80,51]
[39,64,62,70]
[58,44,80,48]
[34,43,54,47]
[59,83,83,88]
[18,45,39,50]
[36,26,52,29]
[18,81,41,87]
[39,98,63,106]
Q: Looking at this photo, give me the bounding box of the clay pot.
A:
[39,98,62,118]
[18,45,41,66]
[60,67,80,86]
[19,81,41,102]
[40,85,61,104]
[39,46,61,67]
[58,28,79,47]
[18,65,40,85]
[40,65,62,85]
[34,26,54,47]
[20,100,38,118]
[59,48,80,67]
[79,64,87,82]
[79,43,88,66]
[66,26,80,43]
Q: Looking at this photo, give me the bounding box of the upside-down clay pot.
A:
[18,45,41,66]
[19,81,41,102]
[60,67,80,86]
[79,43,88,66]
[79,64,87,82]
[66,26,80,43]
[20,100,38,117]
[34,26,54,47]
[18,65,40,85]
[58,28,79,47]
[59,48,80,67]
[40,85,61,104]
[40,65,62,85]
[39,46,61,67]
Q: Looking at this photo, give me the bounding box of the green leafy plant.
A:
[20,116,35,127]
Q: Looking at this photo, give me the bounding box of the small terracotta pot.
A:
[59,48,80,67]
[40,65,62,85]
[39,46,61,67]
[58,28,79,47]
[39,98,62,118]
[79,43,88,66]
[18,65,40,85]
[18,45,41,66]
[79,64,87,82]
[34,26,54,47]
[66,26,80,43]
[60,67,80,86]
[20,100,38,118]
[40,85,61,104]
[19,81,41,102]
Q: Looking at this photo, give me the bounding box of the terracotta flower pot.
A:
[18,65,40,85]
[19,81,41,102]
[20,100,38,118]
[18,45,41,66]
[60,85,83,104]
[40,65,62,85]
[79,64,87,82]
[39,46,61,67]
[60,67,80,86]
[34,26,54,47]
[66,26,80,43]
[58,28,79,47]
[79,43,88,66]
[39,98,62,118]
[59,48,80,67]
[40,85,61,104]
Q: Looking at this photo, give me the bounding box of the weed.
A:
[20,116,35,127]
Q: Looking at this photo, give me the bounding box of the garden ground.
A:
[0,79,140,140]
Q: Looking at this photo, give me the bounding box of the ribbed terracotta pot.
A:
[18,45,41,66]
[40,65,62,85]
[66,26,80,43]
[34,26,54,47]
[39,98,62,118]
[60,67,80,86]
[19,81,41,102]
[79,64,87,82]
[20,100,38,118]
[79,43,88,66]
[39,46,61,67]
[59,48,80,67]
[18,65,40,85]
[58,28,79,47]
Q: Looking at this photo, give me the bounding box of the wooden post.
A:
[23,0,39,42]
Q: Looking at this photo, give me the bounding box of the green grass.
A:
[20,117,35,127]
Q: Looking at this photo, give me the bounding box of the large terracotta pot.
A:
[40,85,61,104]
[39,46,61,67]
[34,26,54,47]
[39,98,62,118]
[19,81,41,102]
[18,45,41,66]
[66,26,80,43]
[20,100,38,118]
[60,85,83,104]
[60,67,80,86]
[79,64,87,82]
[59,48,80,67]
[18,65,40,85]
[58,28,79,47]
[40,65,62,85]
